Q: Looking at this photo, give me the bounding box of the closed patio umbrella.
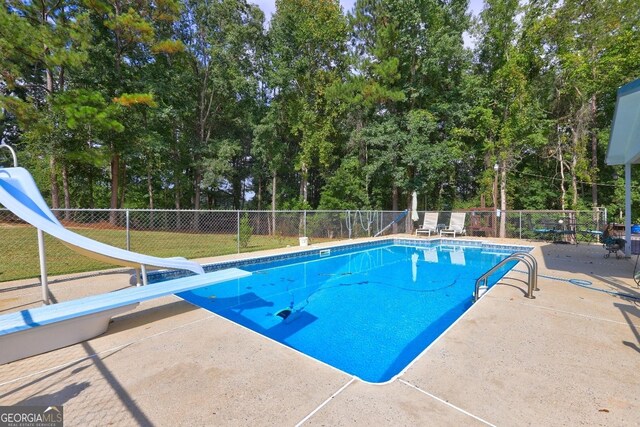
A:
[411,191,419,222]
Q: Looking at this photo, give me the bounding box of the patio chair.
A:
[417,212,439,236]
[440,212,466,237]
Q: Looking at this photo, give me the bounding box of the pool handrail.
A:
[474,252,538,301]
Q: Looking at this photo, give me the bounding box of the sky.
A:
[251,0,486,47]
[252,0,486,21]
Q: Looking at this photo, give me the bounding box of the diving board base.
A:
[0,303,138,365]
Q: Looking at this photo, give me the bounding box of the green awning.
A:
[606,78,640,165]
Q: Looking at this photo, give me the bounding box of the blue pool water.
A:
[178,243,520,382]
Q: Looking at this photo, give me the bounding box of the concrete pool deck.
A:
[0,237,638,426]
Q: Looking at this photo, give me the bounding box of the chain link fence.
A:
[419,209,608,241]
[0,209,409,282]
[0,208,610,283]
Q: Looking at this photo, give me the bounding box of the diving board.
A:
[0,268,251,364]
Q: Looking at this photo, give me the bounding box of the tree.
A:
[80,0,182,220]
[178,0,265,210]
[542,0,640,208]
[348,0,472,210]
[476,0,548,236]
[267,0,348,206]
[0,0,89,207]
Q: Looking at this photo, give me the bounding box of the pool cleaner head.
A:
[275,308,292,319]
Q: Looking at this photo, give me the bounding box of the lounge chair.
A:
[417,212,439,236]
[440,212,466,237]
[423,247,438,263]
[449,247,466,265]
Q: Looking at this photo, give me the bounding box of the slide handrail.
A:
[0,143,18,167]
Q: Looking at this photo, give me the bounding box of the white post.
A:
[125,209,130,251]
[519,211,522,239]
[37,229,49,304]
[625,162,632,256]
[237,210,240,254]
[141,264,148,286]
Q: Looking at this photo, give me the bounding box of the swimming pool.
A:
[178,240,528,382]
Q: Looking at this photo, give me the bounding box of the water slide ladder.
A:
[474,252,538,302]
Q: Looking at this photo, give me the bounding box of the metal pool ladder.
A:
[474,252,538,302]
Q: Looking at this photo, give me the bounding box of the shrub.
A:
[237,214,253,248]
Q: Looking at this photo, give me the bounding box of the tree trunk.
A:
[571,150,578,209]
[193,168,201,210]
[173,131,181,210]
[145,166,154,228]
[240,177,245,210]
[391,183,399,234]
[499,162,507,238]
[300,164,308,203]
[147,169,154,210]
[193,168,201,231]
[392,183,398,211]
[257,176,262,211]
[175,188,181,209]
[571,130,579,209]
[271,173,277,236]
[88,169,94,209]
[61,163,71,221]
[119,158,126,208]
[590,94,598,207]
[48,155,60,211]
[110,151,119,225]
[558,142,566,210]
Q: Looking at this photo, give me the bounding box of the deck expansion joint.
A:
[295,377,356,426]
[491,297,635,326]
[398,379,497,427]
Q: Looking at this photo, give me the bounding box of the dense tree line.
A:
[1,0,639,218]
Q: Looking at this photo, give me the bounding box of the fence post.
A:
[519,211,522,239]
[126,209,131,251]
[237,210,240,254]
[304,210,307,237]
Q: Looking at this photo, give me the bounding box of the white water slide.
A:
[0,144,204,303]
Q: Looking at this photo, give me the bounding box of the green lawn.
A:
[0,225,319,282]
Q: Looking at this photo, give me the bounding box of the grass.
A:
[0,225,323,282]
